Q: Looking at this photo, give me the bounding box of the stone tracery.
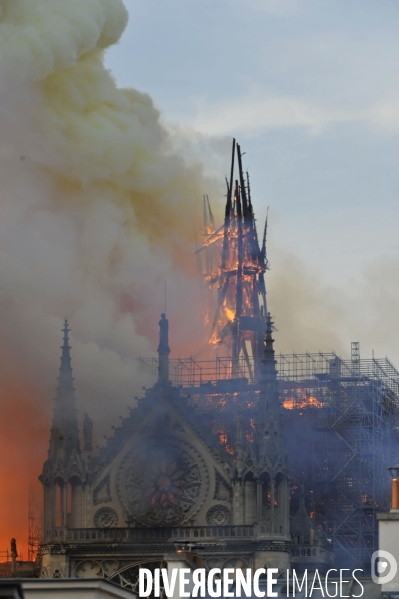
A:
[117,440,207,526]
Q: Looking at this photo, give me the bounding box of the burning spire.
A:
[196,139,268,379]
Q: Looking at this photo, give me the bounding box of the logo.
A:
[371,550,398,585]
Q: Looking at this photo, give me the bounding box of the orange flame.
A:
[283,389,324,410]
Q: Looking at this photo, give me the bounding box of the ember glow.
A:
[216,430,235,456]
[0,351,48,559]
[283,389,324,410]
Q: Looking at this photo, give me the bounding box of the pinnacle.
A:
[47,319,81,460]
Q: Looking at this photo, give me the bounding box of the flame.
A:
[219,431,228,444]
[216,428,234,455]
[198,181,267,357]
[198,228,224,250]
[208,297,236,346]
[225,307,235,322]
[283,389,324,410]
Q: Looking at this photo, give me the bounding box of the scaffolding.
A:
[276,351,399,571]
[161,139,399,568]
[137,350,399,570]
[137,356,256,387]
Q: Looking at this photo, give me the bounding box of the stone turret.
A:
[40,321,88,578]
[257,314,285,459]
[234,314,291,573]
[83,413,93,456]
[253,314,291,571]
[290,485,334,573]
[158,313,170,384]
[47,321,80,462]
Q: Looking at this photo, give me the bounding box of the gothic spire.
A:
[158,313,170,384]
[291,485,315,542]
[257,313,284,454]
[264,314,275,356]
[48,320,80,460]
[58,320,74,395]
[260,313,278,387]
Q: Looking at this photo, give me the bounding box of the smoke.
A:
[0,0,396,561]
[268,250,348,356]
[268,247,399,367]
[0,0,225,556]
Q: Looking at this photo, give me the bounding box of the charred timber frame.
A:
[202,139,268,379]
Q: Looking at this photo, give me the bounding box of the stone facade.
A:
[39,315,332,591]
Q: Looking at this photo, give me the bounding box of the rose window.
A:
[117,442,205,526]
[143,460,187,507]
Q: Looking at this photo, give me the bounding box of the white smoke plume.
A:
[0,0,224,552]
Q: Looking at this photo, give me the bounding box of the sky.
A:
[105,0,399,362]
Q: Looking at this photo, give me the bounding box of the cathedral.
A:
[38,141,337,592]
[39,315,312,588]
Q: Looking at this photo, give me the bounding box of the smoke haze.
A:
[0,0,397,561]
[0,0,224,556]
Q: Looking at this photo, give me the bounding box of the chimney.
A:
[388,465,399,510]
[376,466,399,594]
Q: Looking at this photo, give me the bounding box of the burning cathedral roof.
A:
[196,139,269,380]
